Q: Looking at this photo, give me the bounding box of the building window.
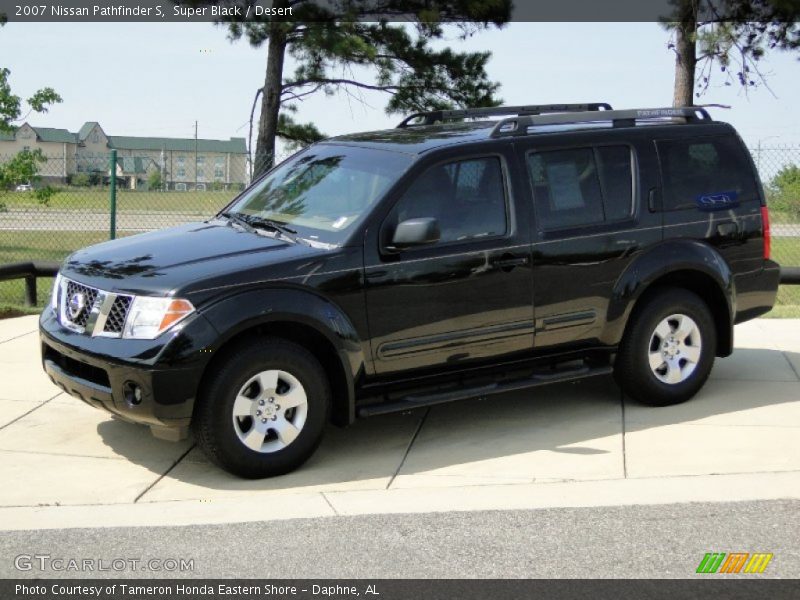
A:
[177,167,186,179]
[196,183,206,191]
[214,156,225,180]
[175,183,187,191]
[92,132,99,143]
[177,155,185,166]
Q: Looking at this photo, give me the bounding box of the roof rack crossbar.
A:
[489,106,712,138]
[396,103,613,128]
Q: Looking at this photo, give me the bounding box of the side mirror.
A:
[389,218,440,250]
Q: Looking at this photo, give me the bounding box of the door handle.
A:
[716,222,739,236]
[492,255,529,271]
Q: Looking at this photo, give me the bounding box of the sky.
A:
[2,21,799,156]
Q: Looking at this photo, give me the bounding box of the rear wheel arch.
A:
[628,270,732,357]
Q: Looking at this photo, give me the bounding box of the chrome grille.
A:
[63,280,99,329]
[58,277,131,338]
[103,295,133,334]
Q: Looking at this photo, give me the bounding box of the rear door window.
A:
[657,136,758,211]
[526,145,634,231]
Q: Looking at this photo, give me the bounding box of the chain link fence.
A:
[1,146,798,314]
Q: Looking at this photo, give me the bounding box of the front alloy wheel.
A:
[232,369,309,453]
[193,338,330,478]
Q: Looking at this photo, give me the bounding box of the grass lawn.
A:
[766,237,800,317]
[0,230,134,308]
[1,188,238,214]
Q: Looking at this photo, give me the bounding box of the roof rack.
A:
[396,103,613,128]
[489,106,712,138]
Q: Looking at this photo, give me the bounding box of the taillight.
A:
[761,205,771,260]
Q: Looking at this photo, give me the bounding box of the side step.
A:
[357,364,613,418]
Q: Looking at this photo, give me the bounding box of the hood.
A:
[61,221,326,296]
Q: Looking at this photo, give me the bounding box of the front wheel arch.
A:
[195,319,353,428]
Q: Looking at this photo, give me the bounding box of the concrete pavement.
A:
[0,315,798,530]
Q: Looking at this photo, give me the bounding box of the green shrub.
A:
[33,185,58,206]
[767,165,800,220]
[147,170,163,191]
[70,173,91,187]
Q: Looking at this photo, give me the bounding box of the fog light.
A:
[123,381,143,406]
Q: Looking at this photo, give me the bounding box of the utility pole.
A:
[194,120,198,190]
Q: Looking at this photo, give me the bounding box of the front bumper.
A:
[40,308,219,439]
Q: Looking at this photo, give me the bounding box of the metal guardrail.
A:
[781,267,800,285]
[0,261,60,306]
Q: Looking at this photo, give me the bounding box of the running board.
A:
[357,364,613,418]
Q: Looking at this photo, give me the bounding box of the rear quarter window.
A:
[657,136,759,211]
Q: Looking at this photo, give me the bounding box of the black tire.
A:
[614,287,716,407]
[193,337,330,478]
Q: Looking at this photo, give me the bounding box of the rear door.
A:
[516,130,662,351]
[363,143,535,376]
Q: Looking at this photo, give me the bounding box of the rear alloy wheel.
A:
[647,314,702,385]
[615,288,716,406]
[193,338,330,478]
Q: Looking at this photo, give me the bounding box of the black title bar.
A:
[4,579,800,600]
[3,0,799,23]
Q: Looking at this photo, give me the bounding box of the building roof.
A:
[0,122,247,154]
[34,127,78,143]
[116,156,155,175]
[78,122,100,141]
[0,125,78,143]
[107,135,247,154]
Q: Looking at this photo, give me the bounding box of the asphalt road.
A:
[2,499,798,579]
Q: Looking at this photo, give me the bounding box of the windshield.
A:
[225,144,413,245]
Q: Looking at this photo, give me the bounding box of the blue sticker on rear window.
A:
[695,191,739,211]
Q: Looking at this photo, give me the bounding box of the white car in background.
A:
[15,183,33,192]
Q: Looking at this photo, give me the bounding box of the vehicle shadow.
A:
[96,348,800,498]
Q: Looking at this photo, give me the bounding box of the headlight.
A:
[50,273,62,312]
[122,297,195,340]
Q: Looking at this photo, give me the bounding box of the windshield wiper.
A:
[221,212,300,243]
[220,211,257,233]
[243,215,298,236]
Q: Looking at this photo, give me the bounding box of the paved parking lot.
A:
[0,315,798,530]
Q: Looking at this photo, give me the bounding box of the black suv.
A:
[40,104,781,478]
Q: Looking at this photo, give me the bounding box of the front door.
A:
[363,146,534,376]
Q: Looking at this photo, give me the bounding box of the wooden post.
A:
[24,275,37,307]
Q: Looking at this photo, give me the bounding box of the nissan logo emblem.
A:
[68,292,86,320]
